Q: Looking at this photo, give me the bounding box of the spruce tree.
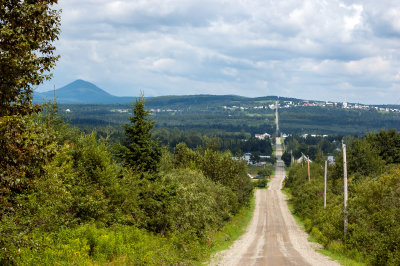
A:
[118,96,161,173]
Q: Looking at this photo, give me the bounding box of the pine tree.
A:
[118,95,161,173]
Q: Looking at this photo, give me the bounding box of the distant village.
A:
[223,100,400,113]
[104,99,400,115]
[109,108,181,114]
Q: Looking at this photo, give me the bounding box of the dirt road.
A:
[210,138,339,266]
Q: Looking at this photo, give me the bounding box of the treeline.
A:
[280,106,400,135]
[281,135,343,166]
[0,100,253,264]
[284,129,400,265]
[152,127,273,155]
[62,104,400,147]
[61,104,276,151]
[76,125,273,157]
[58,103,276,134]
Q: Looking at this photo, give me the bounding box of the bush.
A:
[286,150,400,265]
[256,177,267,188]
[0,114,59,263]
[0,111,252,264]
[173,143,253,207]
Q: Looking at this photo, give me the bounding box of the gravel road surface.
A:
[210,138,339,266]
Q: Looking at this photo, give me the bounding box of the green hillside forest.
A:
[56,99,400,145]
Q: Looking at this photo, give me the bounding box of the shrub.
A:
[256,177,267,188]
[286,148,400,265]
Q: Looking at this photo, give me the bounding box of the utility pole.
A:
[307,155,310,182]
[276,101,278,134]
[291,150,294,164]
[301,152,310,181]
[342,140,348,237]
[324,160,327,210]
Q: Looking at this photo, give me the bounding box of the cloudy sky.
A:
[38,0,400,104]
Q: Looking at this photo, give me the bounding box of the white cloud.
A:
[37,0,400,104]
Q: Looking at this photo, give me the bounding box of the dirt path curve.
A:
[210,138,339,266]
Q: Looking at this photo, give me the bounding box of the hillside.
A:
[34,80,301,106]
[34,80,135,104]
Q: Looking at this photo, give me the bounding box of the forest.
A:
[279,106,400,135]
[58,101,400,148]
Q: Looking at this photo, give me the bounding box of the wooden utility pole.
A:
[342,141,348,237]
[307,155,310,182]
[291,150,294,164]
[324,160,327,210]
[275,100,279,136]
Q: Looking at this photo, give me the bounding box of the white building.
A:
[255,133,271,140]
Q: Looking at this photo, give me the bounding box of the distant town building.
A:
[297,154,312,164]
[343,101,348,108]
[243,153,252,163]
[255,133,271,140]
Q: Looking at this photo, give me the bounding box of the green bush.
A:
[0,114,59,263]
[1,110,253,264]
[256,177,267,188]
[286,143,400,265]
[173,142,253,208]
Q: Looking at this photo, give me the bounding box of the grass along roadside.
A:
[281,188,365,266]
[204,192,256,264]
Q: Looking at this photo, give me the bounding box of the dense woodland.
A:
[58,101,400,147]
[279,106,400,135]
[58,103,276,156]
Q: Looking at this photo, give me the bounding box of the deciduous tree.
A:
[0,0,60,116]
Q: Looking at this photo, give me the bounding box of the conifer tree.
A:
[118,95,161,173]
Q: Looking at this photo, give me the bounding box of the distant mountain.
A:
[33,79,302,105]
[34,80,135,104]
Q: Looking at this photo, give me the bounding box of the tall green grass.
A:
[282,188,365,266]
[207,193,255,256]
[16,194,255,265]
